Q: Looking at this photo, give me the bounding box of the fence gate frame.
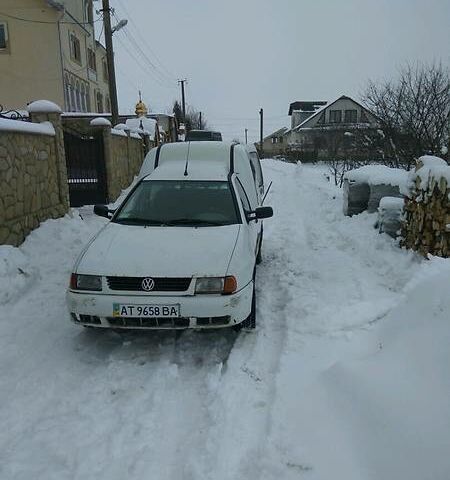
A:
[63,129,108,207]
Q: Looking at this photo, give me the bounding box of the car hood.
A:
[76,223,240,277]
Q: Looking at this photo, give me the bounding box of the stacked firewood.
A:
[401,159,450,258]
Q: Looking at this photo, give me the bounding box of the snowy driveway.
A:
[1,160,449,480]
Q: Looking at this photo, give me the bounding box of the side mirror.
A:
[254,206,273,219]
[94,204,114,218]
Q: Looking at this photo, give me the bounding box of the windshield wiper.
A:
[166,218,227,226]
[113,217,165,226]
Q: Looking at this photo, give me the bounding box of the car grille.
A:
[106,276,191,292]
[105,316,231,329]
[107,317,190,328]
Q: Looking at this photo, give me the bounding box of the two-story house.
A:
[0,0,110,113]
[285,95,379,161]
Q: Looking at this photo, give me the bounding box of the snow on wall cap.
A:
[27,100,62,114]
[113,123,130,131]
[344,165,408,189]
[90,117,112,127]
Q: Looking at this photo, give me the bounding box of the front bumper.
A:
[66,281,253,329]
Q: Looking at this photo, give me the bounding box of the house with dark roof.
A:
[285,95,379,161]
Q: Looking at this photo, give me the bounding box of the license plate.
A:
[113,303,180,318]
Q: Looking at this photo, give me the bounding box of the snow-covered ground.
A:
[1,160,449,480]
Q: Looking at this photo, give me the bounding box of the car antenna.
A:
[184,142,191,176]
[262,181,272,204]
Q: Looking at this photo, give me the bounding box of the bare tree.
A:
[172,101,208,131]
[362,62,450,169]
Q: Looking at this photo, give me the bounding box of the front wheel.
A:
[234,284,256,331]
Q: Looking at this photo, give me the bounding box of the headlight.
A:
[70,274,102,291]
[195,276,237,295]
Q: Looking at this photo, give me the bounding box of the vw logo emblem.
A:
[141,277,155,291]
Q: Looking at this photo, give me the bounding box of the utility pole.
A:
[178,79,187,125]
[199,111,202,130]
[259,108,264,155]
[245,128,248,144]
[102,0,119,126]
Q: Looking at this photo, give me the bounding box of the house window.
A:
[85,0,94,25]
[271,137,277,144]
[96,91,103,113]
[105,95,111,113]
[0,22,8,50]
[87,48,96,72]
[344,109,357,123]
[75,81,82,111]
[69,84,75,111]
[329,110,342,123]
[278,136,284,143]
[81,84,87,112]
[64,75,71,110]
[70,33,81,63]
[102,59,108,82]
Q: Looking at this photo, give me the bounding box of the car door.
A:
[233,176,259,262]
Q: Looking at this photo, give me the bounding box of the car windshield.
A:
[113,180,240,227]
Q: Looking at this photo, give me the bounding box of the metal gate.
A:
[64,131,107,207]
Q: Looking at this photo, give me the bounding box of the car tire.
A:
[234,283,256,331]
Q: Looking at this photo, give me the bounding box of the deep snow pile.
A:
[0,161,449,480]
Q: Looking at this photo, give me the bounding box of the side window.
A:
[0,22,9,52]
[250,152,263,188]
[235,178,251,216]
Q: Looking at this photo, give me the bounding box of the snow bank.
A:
[0,247,35,305]
[344,165,408,190]
[0,118,55,136]
[0,211,105,307]
[27,100,62,114]
[267,255,450,480]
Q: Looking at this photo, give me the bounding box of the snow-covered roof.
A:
[263,127,288,141]
[292,95,377,132]
[344,165,409,190]
[140,141,244,181]
[0,118,55,136]
[126,117,157,138]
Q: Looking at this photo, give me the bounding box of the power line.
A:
[113,30,176,92]
[111,10,176,87]
[0,11,102,25]
[115,0,177,82]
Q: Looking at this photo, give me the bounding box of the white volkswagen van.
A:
[66,142,272,330]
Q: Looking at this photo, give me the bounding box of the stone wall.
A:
[0,104,69,246]
[103,129,145,202]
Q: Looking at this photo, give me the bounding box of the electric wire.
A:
[115,0,177,83]
[111,11,176,88]
[0,11,102,25]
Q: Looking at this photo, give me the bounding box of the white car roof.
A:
[140,141,248,181]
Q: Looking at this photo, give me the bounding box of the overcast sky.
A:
[100,0,450,143]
